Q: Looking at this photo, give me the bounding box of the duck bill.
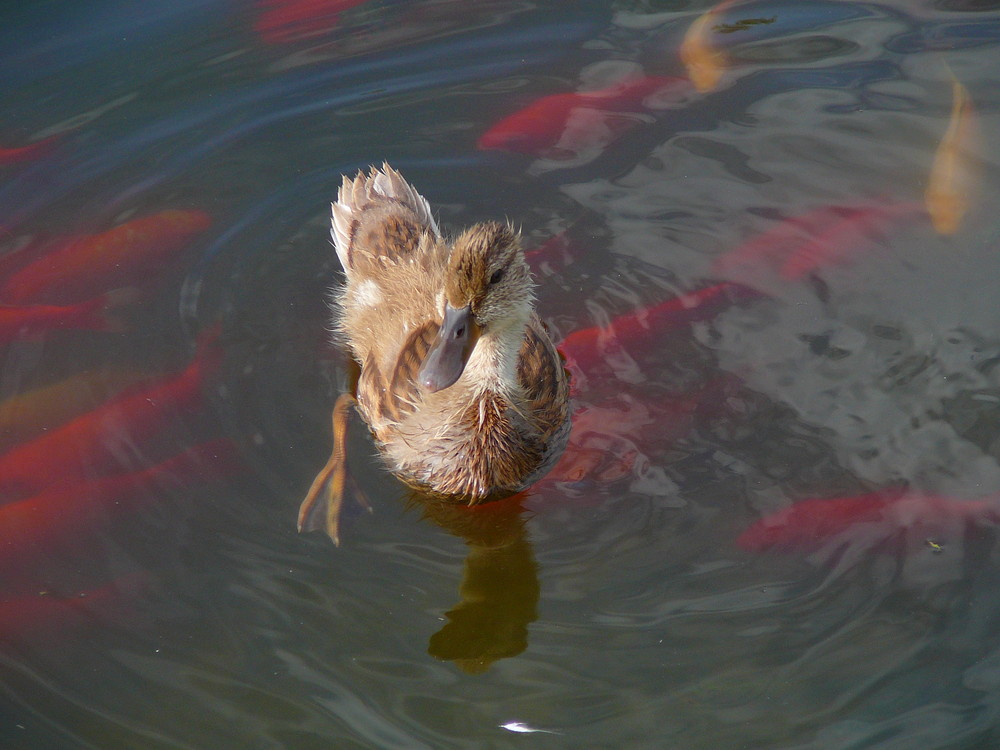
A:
[419,304,480,393]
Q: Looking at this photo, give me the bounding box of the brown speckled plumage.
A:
[328,163,570,504]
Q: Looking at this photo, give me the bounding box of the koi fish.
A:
[559,281,759,375]
[679,0,736,93]
[540,377,736,490]
[544,396,653,486]
[0,440,239,565]
[925,77,977,235]
[0,575,146,639]
[736,490,1000,552]
[254,0,369,44]
[711,201,923,281]
[0,367,152,451]
[477,75,690,159]
[0,325,222,500]
[0,209,211,305]
[0,135,59,165]
[0,288,136,342]
[778,202,922,279]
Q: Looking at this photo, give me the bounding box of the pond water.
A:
[2,0,1000,747]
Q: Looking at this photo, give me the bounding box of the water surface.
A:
[2,1,1000,748]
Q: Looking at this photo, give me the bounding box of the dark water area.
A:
[1,0,1000,747]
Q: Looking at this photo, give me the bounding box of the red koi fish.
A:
[0,209,211,305]
[540,375,736,492]
[543,394,655,486]
[0,367,152,451]
[477,75,690,158]
[0,288,136,342]
[254,0,369,44]
[0,440,239,565]
[0,135,59,165]
[736,490,1000,552]
[0,575,146,639]
[0,325,222,500]
[559,281,759,375]
[712,201,923,281]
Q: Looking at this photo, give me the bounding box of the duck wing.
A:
[357,320,440,427]
[517,316,571,446]
[331,163,441,274]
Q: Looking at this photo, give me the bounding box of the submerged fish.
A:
[0,325,222,500]
[0,575,145,638]
[0,135,59,165]
[0,288,136,341]
[0,368,152,451]
[0,209,211,304]
[254,0,369,44]
[737,490,1000,552]
[778,202,922,279]
[0,440,239,564]
[559,281,759,375]
[680,0,736,93]
[925,77,977,236]
[544,395,656,485]
[477,75,690,159]
[542,376,732,490]
[712,201,923,281]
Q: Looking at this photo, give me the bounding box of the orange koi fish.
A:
[736,490,999,552]
[711,201,923,281]
[0,440,239,565]
[477,76,690,158]
[0,325,221,500]
[544,395,657,485]
[0,135,59,165]
[925,77,977,235]
[0,288,136,342]
[0,209,211,304]
[254,0,369,44]
[0,368,152,451]
[680,0,736,93]
[559,282,759,375]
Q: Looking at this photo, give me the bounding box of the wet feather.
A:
[321,164,570,508]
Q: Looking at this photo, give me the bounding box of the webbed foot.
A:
[298,391,357,545]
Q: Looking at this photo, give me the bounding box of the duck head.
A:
[419,222,534,393]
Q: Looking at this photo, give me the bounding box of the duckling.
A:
[299,164,570,543]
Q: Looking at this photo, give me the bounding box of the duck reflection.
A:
[409,491,538,675]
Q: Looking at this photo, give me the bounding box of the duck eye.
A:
[489,268,505,285]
